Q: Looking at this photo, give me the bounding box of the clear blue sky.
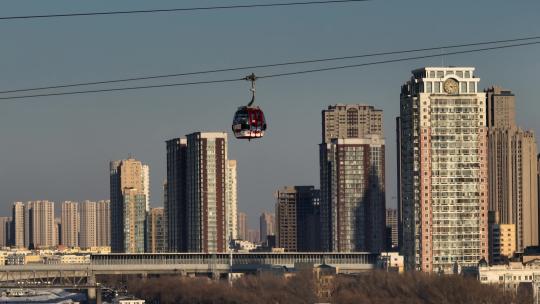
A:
[1,0,539,229]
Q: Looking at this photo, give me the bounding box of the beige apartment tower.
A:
[399,67,489,272]
[486,86,538,252]
[27,201,57,249]
[226,160,238,242]
[110,158,147,252]
[12,202,25,248]
[79,201,97,249]
[96,200,111,247]
[61,201,79,248]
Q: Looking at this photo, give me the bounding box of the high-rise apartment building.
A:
[260,211,275,243]
[226,160,238,242]
[166,138,188,252]
[142,164,151,212]
[27,201,56,249]
[237,212,247,241]
[80,201,97,249]
[296,187,321,252]
[96,200,111,247]
[148,207,166,253]
[0,217,11,247]
[12,202,25,248]
[321,104,386,253]
[186,132,228,252]
[110,158,148,253]
[61,201,79,248]
[386,208,398,250]
[122,188,146,253]
[486,86,538,252]
[275,186,321,251]
[275,186,298,251]
[322,104,383,143]
[399,67,488,272]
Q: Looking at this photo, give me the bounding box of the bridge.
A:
[0,252,379,303]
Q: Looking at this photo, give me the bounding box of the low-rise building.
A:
[479,260,540,303]
[379,252,405,273]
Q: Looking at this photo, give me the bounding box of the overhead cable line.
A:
[257,41,540,80]
[0,0,369,21]
[1,35,539,95]
[1,40,539,101]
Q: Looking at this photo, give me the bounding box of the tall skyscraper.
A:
[61,201,79,248]
[110,158,148,253]
[399,67,488,272]
[0,217,11,247]
[320,104,386,253]
[12,202,25,248]
[275,186,297,251]
[166,138,188,252]
[186,132,228,252]
[148,207,166,253]
[386,208,398,250]
[259,211,275,243]
[237,212,247,241]
[226,160,238,242]
[142,164,151,212]
[80,201,97,249]
[486,86,538,252]
[96,200,111,247]
[297,187,321,252]
[27,201,56,249]
[122,188,146,253]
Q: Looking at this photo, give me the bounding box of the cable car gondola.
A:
[232,73,267,140]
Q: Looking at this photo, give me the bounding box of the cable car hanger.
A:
[245,73,257,107]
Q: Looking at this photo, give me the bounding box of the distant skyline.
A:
[1,0,540,228]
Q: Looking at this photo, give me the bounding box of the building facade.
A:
[186,132,228,253]
[399,67,488,272]
[490,223,517,264]
[320,136,386,252]
[166,138,188,252]
[320,104,386,253]
[260,211,275,244]
[226,160,238,242]
[27,201,57,249]
[148,207,166,253]
[386,208,398,250]
[237,212,247,241]
[122,188,146,253]
[12,202,25,248]
[275,186,298,251]
[322,104,383,143]
[0,217,11,247]
[296,187,321,252]
[61,201,79,248]
[110,158,147,253]
[80,201,97,249]
[96,200,111,247]
[486,86,538,252]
